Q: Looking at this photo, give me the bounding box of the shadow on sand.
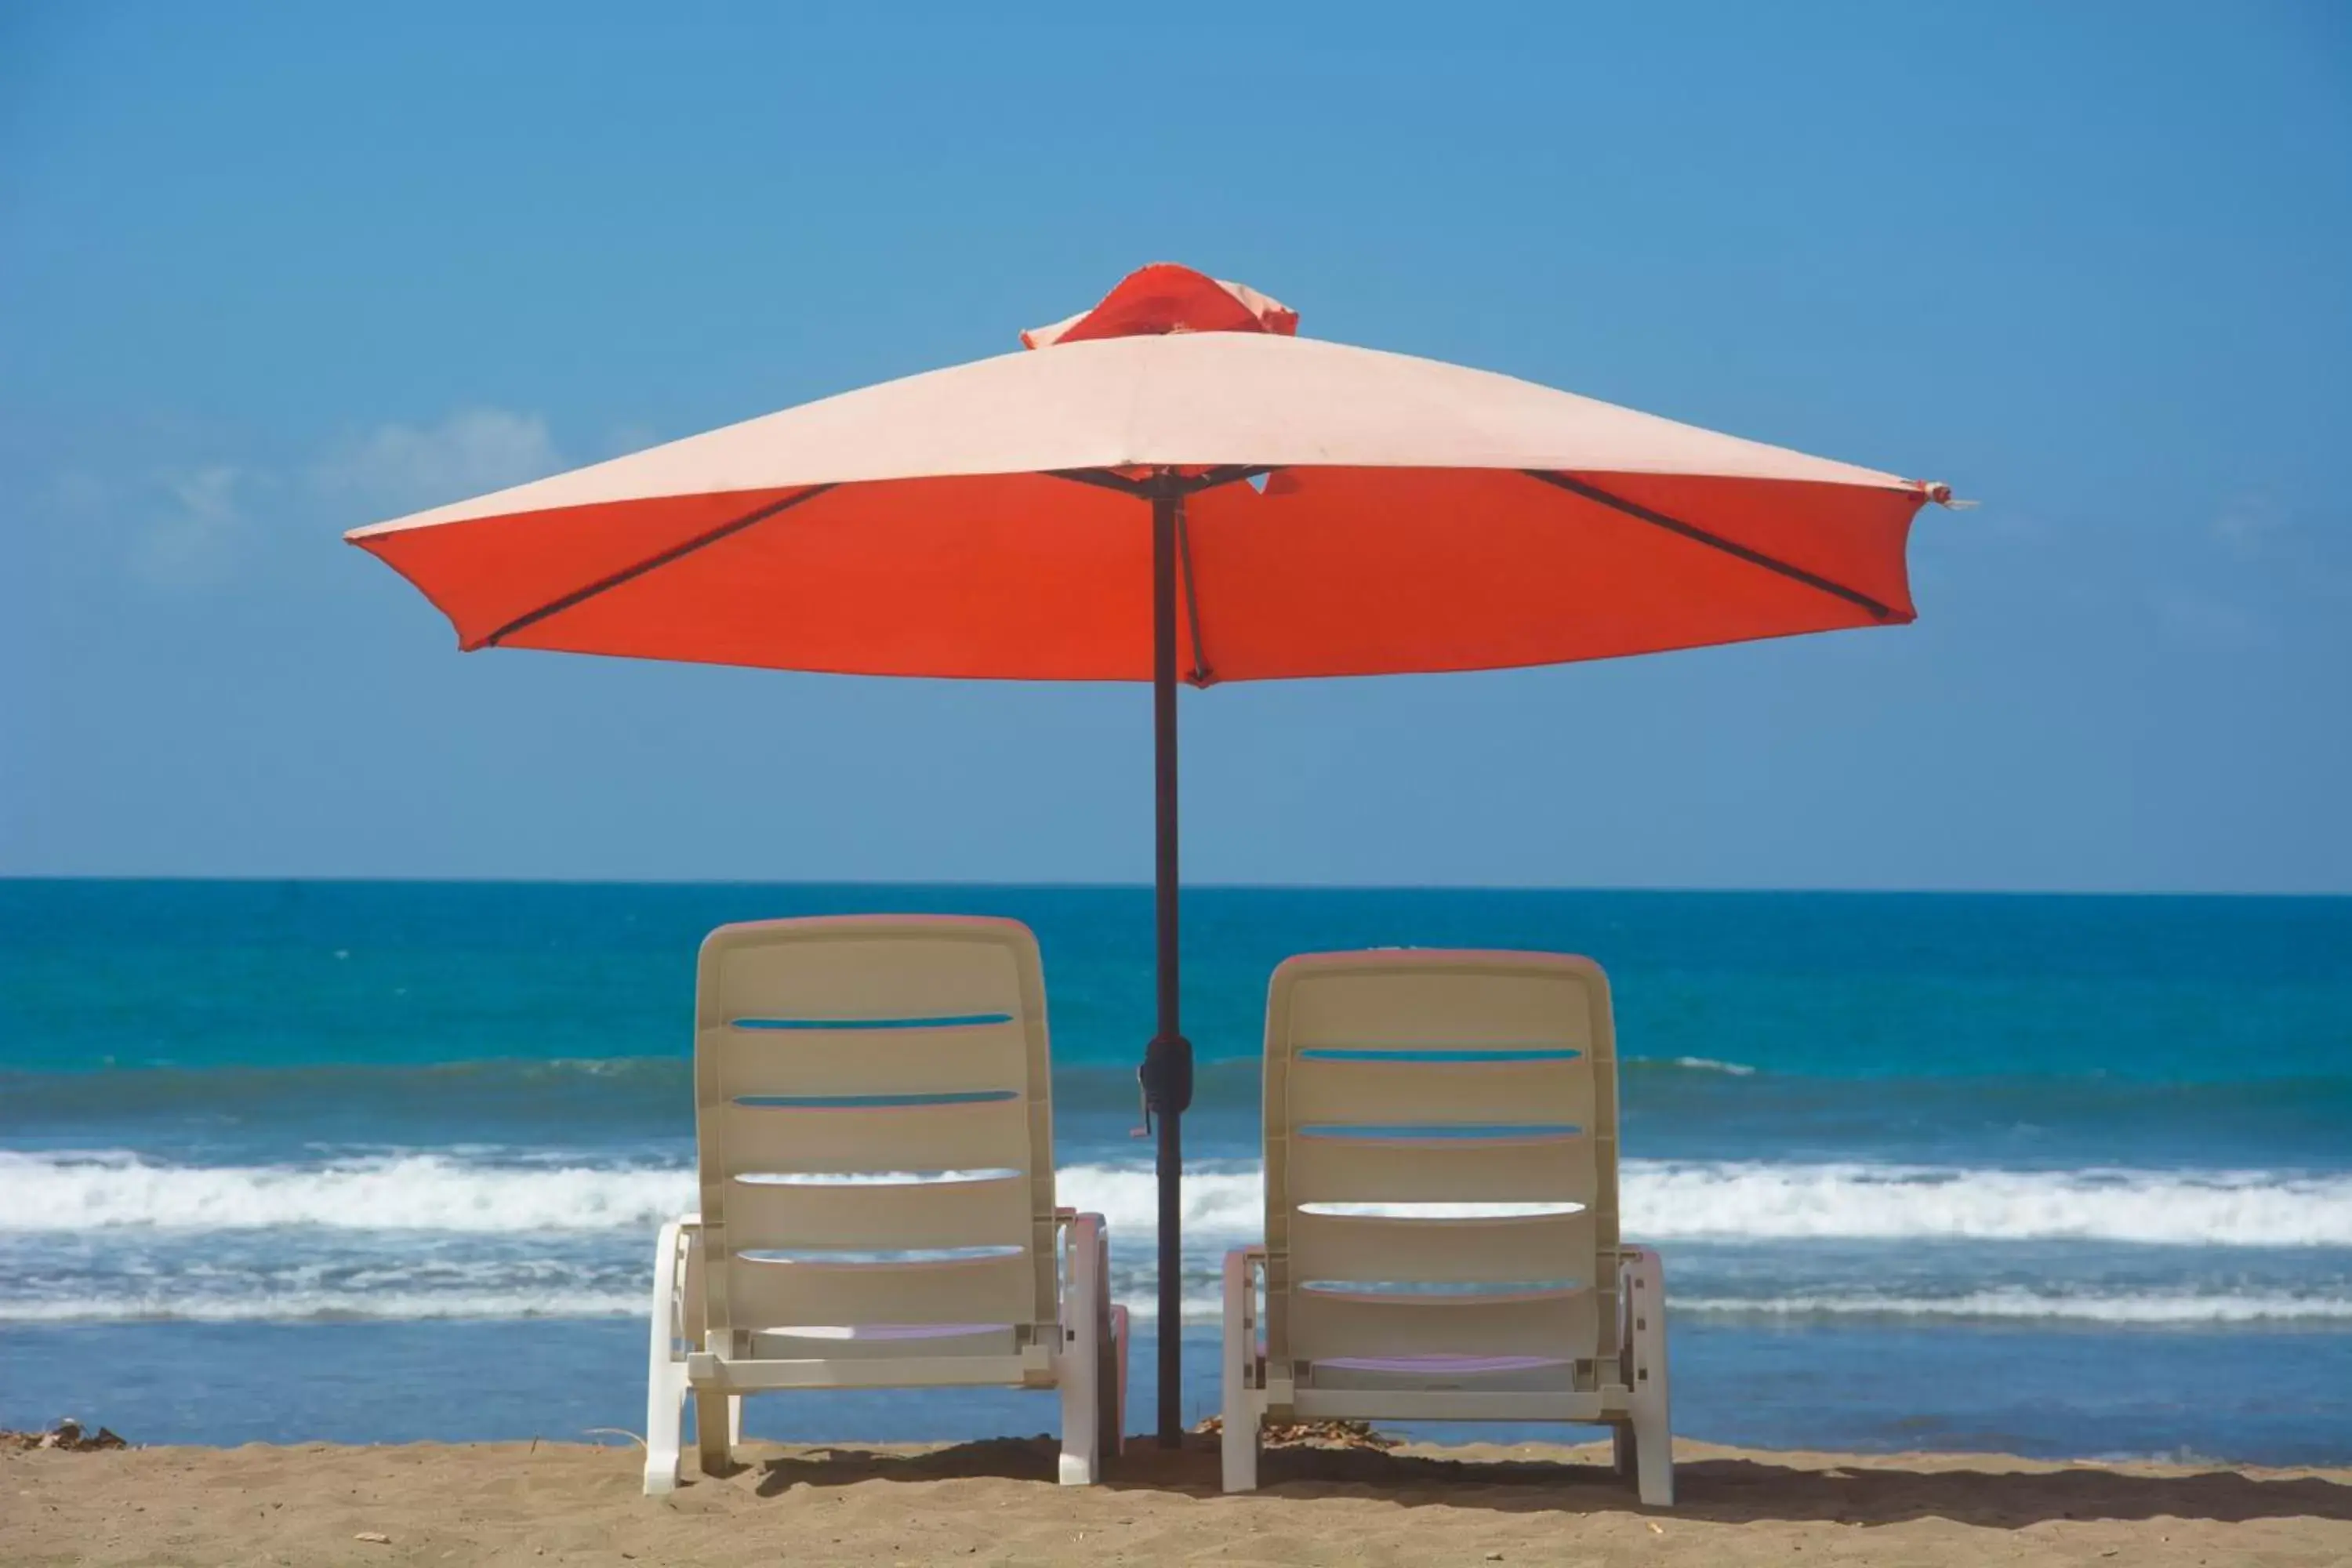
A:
[742,1435,2352,1528]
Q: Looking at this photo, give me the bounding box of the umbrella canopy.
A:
[349,263,1951,1446]
[351,263,1940,684]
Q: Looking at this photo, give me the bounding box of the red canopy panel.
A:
[351,466,1922,684]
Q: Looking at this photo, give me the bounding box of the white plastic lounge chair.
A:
[644,915,1126,1494]
[1220,949,1671,1504]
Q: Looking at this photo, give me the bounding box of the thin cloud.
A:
[313,408,564,520]
[96,408,562,591]
[599,423,663,461]
[131,465,249,589]
[2212,495,2285,557]
[2147,588,2277,651]
[2208,494,2350,601]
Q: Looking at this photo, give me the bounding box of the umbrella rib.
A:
[1525,470,1898,622]
[1175,495,1212,685]
[1180,464,1274,495]
[469,484,837,650]
[1044,467,1151,497]
[1040,470,1228,682]
[1040,465,1272,499]
[1041,468,1257,684]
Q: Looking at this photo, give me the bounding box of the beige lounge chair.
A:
[644,915,1126,1494]
[1220,949,1671,1504]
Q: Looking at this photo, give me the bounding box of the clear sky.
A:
[5,3,2348,892]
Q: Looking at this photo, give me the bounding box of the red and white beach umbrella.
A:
[351,263,1954,1441]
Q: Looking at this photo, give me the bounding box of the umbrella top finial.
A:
[1021,263,1298,350]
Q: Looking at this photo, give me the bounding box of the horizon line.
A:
[1,873,2344,901]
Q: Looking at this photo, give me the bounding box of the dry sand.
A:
[6,1435,2349,1566]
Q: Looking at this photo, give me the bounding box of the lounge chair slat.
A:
[725,1251,1039,1329]
[699,930,1033,1027]
[1290,1389,1610,1422]
[723,1173,1033,1250]
[1288,1053,1595,1125]
[748,1325,1019,1360]
[1289,1287,1600,1362]
[1285,968,1597,1052]
[715,1096,1033,1175]
[705,1020,1029,1099]
[1287,1127,1599,1203]
[1290,1209,1597,1285]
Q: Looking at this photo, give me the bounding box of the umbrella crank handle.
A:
[1135,1033,1194,1138]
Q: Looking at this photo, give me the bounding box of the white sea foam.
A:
[1069,1160,2352,1249]
[1620,1161,2352,1247]
[0,1290,644,1324]
[1115,1290,2352,1327]
[1674,1290,2352,1325]
[1632,1056,1759,1076]
[6,1151,2351,1248]
[0,1151,692,1234]
[11,1283,2343,1328]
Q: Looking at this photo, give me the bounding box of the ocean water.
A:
[3,880,2349,1463]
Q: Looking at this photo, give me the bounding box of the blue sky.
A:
[4,3,2347,891]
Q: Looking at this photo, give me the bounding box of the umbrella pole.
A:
[1145,479,1193,1449]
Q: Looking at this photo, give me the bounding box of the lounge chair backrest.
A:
[1260,950,1622,1373]
[693,916,1057,1349]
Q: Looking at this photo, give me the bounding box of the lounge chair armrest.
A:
[657,1212,699,1268]
[1057,1211,1110,1327]
[1614,1243,1669,1386]
[644,1214,703,1495]
[1613,1243,1673,1506]
[1222,1246,1268,1389]
[1617,1243,1664,1300]
[1057,1210,1109,1276]
[1221,1243,1272,1493]
[1225,1245,1269,1305]
[1047,1211,1116,1482]
[651,1214,702,1363]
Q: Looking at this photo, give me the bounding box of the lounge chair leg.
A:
[1612,1422,1635,1482]
[1221,1247,1261,1493]
[1098,1218,1127,1458]
[1059,1212,1106,1485]
[1623,1246,1674,1507]
[1220,1403,1258,1493]
[1105,1304,1130,1460]
[692,1388,732,1476]
[644,1356,688,1494]
[642,1219,691,1495]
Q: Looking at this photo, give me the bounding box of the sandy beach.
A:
[7,1435,2349,1567]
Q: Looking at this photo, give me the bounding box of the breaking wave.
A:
[6,1152,2350,1247]
[1671,1290,2352,1324]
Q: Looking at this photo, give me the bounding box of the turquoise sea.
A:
[4,881,2349,1461]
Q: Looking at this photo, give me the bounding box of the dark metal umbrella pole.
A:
[1140,478,1195,1448]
